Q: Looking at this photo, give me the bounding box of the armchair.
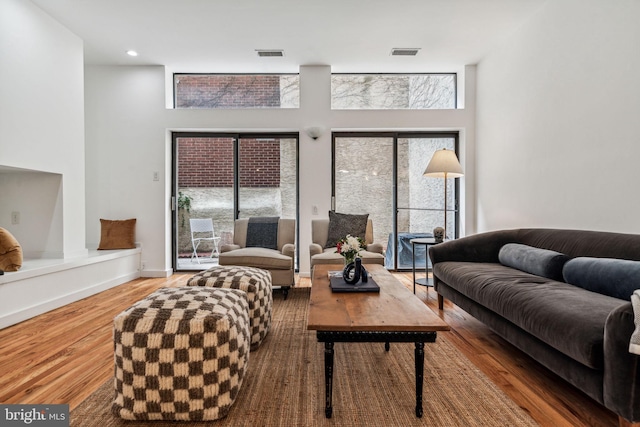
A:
[309,218,384,273]
[219,217,295,299]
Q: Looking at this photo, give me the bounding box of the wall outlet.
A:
[141,261,146,270]
[153,171,159,181]
[312,205,318,215]
[11,211,20,225]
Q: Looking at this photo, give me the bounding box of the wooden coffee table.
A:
[307,264,450,418]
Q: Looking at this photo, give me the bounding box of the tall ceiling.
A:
[31,0,545,73]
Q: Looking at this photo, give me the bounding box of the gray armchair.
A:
[309,218,384,273]
[219,218,295,299]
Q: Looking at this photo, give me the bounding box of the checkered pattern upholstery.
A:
[186,266,272,351]
[112,287,250,421]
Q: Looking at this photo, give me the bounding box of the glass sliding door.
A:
[238,137,297,220]
[397,135,457,269]
[173,133,298,271]
[333,135,395,253]
[333,132,459,271]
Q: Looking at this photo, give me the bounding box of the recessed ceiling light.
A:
[390,48,420,56]
[256,49,284,57]
[126,50,139,57]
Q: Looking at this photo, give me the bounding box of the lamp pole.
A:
[443,172,448,240]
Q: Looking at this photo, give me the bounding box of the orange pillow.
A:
[0,227,23,271]
[98,218,136,250]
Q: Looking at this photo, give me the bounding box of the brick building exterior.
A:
[175,75,281,109]
[177,137,281,188]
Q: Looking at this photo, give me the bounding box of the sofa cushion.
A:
[219,247,292,270]
[325,211,369,249]
[434,261,626,369]
[563,257,640,300]
[498,243,569,281]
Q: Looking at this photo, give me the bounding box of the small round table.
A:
[410,237,438,295]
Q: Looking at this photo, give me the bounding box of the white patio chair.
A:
[190,218,221,263]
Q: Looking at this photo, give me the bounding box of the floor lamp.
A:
[423,149,464,240]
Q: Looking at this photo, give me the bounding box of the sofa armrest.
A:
[428,229,519,265]
[366,242,383,255]
[309,243,324,258]
[220,244,241,253]
[282,243,295,260]
[603,302,640,422]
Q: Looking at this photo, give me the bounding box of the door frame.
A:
[331,131,460,271]
[171,131,300,272]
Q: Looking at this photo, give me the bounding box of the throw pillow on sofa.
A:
[563,257,640,300]
[498,243,569,281]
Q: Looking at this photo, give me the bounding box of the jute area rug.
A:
[71,288,537,427]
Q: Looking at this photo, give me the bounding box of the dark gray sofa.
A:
[429,228,640,424]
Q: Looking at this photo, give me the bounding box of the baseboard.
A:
[141,268,173,278]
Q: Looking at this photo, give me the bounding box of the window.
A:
[174,74,299,109]
[331,74,456,109]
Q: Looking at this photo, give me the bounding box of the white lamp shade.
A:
[423,149,464,178]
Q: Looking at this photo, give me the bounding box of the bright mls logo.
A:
[1,405,69,426]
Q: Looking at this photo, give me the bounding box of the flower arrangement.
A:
[336,234,365,265]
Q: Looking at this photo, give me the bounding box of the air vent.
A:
[256,49,284,57]
[391,48,420,56]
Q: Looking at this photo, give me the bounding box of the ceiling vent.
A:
[256,49,284,57]
[391,48,420,56]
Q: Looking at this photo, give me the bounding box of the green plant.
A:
[177,192,192,227]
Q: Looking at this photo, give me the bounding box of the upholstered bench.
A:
[186,265,272,351]
[112,286,250,421]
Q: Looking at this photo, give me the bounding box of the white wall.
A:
[0,0,87,258]
[84,65,477,276]
[476,0,640,233]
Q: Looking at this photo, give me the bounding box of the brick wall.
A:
[175,75,281,108]
[177,137,280,187]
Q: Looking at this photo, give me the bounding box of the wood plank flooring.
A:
[0,273,619,426]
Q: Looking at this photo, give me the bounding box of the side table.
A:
[410,237,438,295]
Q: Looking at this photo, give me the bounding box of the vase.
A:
[342,257,368,284]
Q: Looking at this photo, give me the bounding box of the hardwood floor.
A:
[0,273,620,426]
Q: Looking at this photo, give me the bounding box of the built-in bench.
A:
[0,245,141,329]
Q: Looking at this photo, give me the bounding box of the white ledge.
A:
[0,245,142,329]
[0,246,142,285]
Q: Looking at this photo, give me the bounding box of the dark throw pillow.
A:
[563,257,640,300]
[498,243,569,281]
[324,211,369,249]
[98,218,137,250]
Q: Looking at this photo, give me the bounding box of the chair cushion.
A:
[325,211,369,249]
[311,248,384,265]
[0,227,23,272]
[219,247,292,270]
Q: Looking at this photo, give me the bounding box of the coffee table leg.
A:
[324,341,334,418]
[415,341,424,418]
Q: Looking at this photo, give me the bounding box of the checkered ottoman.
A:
[112,286,250,421]
[186,266,272,351]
